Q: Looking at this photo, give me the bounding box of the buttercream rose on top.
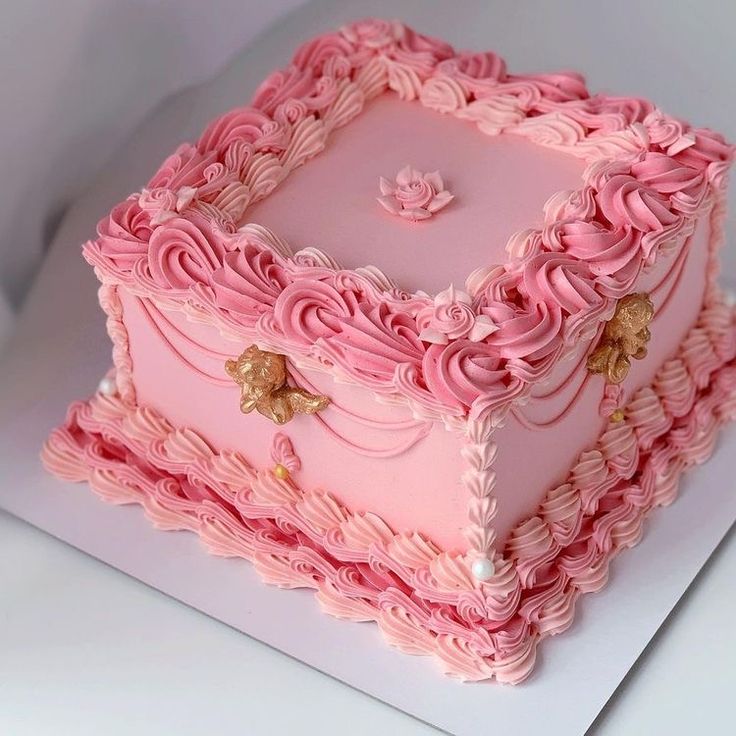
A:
[377,165,454,222]
[147,214,231,291]
[422,338,508,410]
[138,186,198,226]
[95,197,153,268]
[417,285,497,344]
[478,270,563,360]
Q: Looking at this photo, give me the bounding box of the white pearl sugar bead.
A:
[471,557,495,581]
[98,375,117,396]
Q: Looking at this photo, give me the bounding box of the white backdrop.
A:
[1,0,735,349]
[0,0,305,346]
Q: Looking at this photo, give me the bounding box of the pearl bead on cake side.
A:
[98,376,117,396]
[471,557,495,581]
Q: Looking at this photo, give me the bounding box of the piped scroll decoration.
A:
[225,345,330,425]
[587,293,654,384]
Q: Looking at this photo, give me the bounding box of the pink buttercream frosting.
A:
[210,244,289,328]
[436,51,507,96]
[270,432,301,474]
[147,215,234,292]
[417,285,496,344]
[478,271,564,361]
[377,165,454,221]
[521,253,603,314]
[80,18,733,426]
[423,339,508,410]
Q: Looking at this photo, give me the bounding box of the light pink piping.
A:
[43,294,736,684]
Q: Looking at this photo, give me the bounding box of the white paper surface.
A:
[2,4,736,733]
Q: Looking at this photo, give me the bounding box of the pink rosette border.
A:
[80,18,734,427]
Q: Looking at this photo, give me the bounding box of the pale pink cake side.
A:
[118,289,470,551]
[90,205,713,556]
[43,19,735,683]
[492,210,713,543]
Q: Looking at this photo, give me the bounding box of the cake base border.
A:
[42,326,736,684]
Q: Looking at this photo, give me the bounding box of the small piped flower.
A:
[270,432,301,475]
[139,185,198,226]
[417,285,498,344]
[377,165,453,222]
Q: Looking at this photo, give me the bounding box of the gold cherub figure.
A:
[225,345,330,425]
[587,293,654,384]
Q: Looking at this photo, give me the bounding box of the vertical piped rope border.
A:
[97,283,136,406]
[461,414,499,578]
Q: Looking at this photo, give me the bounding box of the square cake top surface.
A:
[246,94,586,294]
[85,18,733,424]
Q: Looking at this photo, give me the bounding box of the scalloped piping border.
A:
[42,297,736,684]
[81,19,734,426]
[98,284,136,406]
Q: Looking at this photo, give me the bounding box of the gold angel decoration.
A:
[587,293,654,384]
[225,345,330,425]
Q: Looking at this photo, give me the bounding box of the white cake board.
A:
[2,4,736,734]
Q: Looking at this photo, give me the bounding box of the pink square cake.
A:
[43,19,736,683]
